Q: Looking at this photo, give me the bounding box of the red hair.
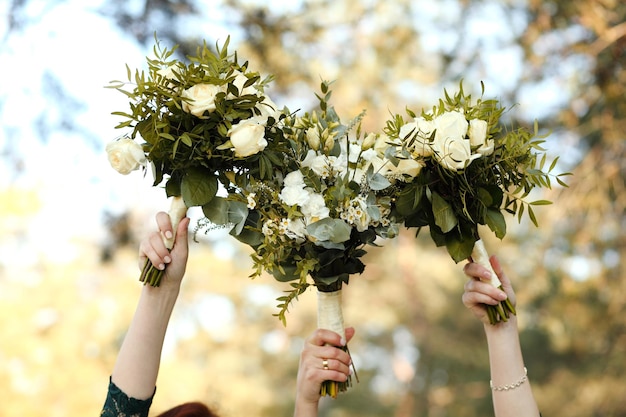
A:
[156,402,219,417]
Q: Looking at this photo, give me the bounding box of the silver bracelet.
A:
[490,367,528,391]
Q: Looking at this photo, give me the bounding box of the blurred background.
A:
[0,0,624,416]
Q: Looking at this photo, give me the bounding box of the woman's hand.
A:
[462,255,516,325]
[295,328,355,407]
[138,211,190,291]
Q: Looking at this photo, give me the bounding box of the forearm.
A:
[293,397,319,417]
[484,318,540,417]
[112,285,180,399]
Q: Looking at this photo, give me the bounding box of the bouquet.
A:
[105,35,289,286]
[384,82,570,324]
[200,81,422,396]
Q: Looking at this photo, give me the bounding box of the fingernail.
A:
[340,337,346,346]
[498,291,507,300]
[164,256,172,264]
[165,231,173,239]
[349,368,353,375]
[158,263,165,270]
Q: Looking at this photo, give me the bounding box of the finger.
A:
[465,278,507,299]
[319,357,351,376]
[344,327,356,344]
[307,328,344,347]
[462,289,502,307]
[155,211,174,241]
[170,217,190,256]
[463,261,492,281]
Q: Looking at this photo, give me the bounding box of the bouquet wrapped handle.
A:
[317,289,358,398]
[470,239,516,325]
[140,196,188,286]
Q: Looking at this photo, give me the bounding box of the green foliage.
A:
[386,82,571,262]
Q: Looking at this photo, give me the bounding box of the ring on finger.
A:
[322,359,329,370]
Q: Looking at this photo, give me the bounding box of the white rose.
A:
[106,138,146,175]
[181,83,224,118]
[468,119,494,156]
[431,136,481,171]
[374,133,398,155]
[227,71,258,99]
[400,119,433,157]
[387,158,425,180]
[258,95,281,121]
[434,111,468,141]
[228,116,268,157]
[477,139,495,156]
[157,64,180,81]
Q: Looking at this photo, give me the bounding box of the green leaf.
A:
[396,183,424,216]
[201,196,230,225]
[368,172,392,191]
[530,199,553,205]
[431,191,458,233]
[445,232,475,263]
[307,218,352,243]
[485,208,507,239]
[181,168,218,207]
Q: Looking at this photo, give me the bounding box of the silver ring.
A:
[322,359,329,370]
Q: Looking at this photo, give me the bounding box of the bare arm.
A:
[111,212,190,400]
[463,255,540,417]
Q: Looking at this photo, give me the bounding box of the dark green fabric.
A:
[100,377,155,417]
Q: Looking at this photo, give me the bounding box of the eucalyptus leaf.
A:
[368,172,392,191]
[307,218,352,243]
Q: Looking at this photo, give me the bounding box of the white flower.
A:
[279,171,309,206]
[228,116,268,157]
[344,196,370,232]
[283,170,306,187]
[399,118,434,157]
[430,111,482,171]
[302,150,331,177]
[434,111,468,141]
[305,127,321,150]
[106,138,146,175]
[247,193,257,209]
[431,135,481,171]
[181,83,224,118]
[468,119,494,156]
[280,186,310,207]
[156,64,180,81]
[258,95,281,121]
[301,192,329,223]
[284,218,307,241]
[227,71,258,98]
[387,158,425,180]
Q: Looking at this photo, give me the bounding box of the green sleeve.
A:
[100,377,155,417]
